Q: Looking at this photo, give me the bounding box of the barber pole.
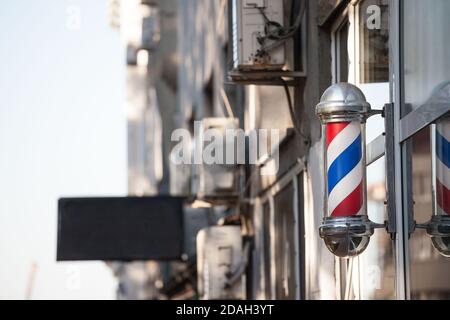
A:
[316,83,375,258]
[326,121,364,217]
[427,115,450,258]
[425,85,450,258]
[435,119,450,216]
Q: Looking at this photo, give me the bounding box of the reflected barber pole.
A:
[434,118,450,216]
[425,88,450,258]
[326,122,364,217]
[428,113,450,258]
[428,115,450,258]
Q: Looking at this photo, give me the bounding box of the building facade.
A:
[100,0,450,300]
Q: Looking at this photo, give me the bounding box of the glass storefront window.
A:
[358,0,389,83]
[329,0,393,299]
[409,125,450,299]
[360,156,395,299]
[333,19,349,83]
[403,0,450,113]
[401,0,450,300]
[402,0,450,299]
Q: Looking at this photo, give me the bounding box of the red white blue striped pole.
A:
[435,119,450,216]
[316,83,374,258]
[326,121,364,217]
[425,84,450,258]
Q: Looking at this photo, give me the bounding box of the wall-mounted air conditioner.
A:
[192,118,242,203]
[196,226,245,299]
[232,0,285,70]
[229,0,307,85]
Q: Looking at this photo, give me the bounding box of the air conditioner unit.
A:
[196,226,245,299]
[231,0,285,70]
[228,0,307,85]
[193,118,242,203]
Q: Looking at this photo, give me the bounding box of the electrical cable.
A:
[257,7,284,41]
[220,87,235,118]
[261,4,305,52]
[255,1,306,53]
[280,78,309,143]
[240,78,310,203]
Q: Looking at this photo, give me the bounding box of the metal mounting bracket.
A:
[384,103,397,238]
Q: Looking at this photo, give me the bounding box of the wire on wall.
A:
[220,88,235,118]
[255,0,306,54]
[280,78,309,143]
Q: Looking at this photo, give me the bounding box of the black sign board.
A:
[57,196,185,261]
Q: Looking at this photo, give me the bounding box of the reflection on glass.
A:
[410,126,450,299]
[360,156,394,299]
[403,0,450,299]
[433,117,450,217]
[337,156,394,300]
[359,0,389,83]
[334,19,349,83]
[429,116,450,258]
[403,0,450,112]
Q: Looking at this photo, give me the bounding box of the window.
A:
[330,0,393,299]
[403,0,450,113]
[262,201,272,299]
[408,124,450,299]
[358,0,389,83]
[332,18,350,83]
[400,0,450,299]
[273,183,298,299]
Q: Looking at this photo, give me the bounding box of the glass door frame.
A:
[390,0,409,300]
[391,0,450,300]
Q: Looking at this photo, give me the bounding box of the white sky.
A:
[0,0,127,299]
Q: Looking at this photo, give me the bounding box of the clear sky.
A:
[0,0,126,299]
